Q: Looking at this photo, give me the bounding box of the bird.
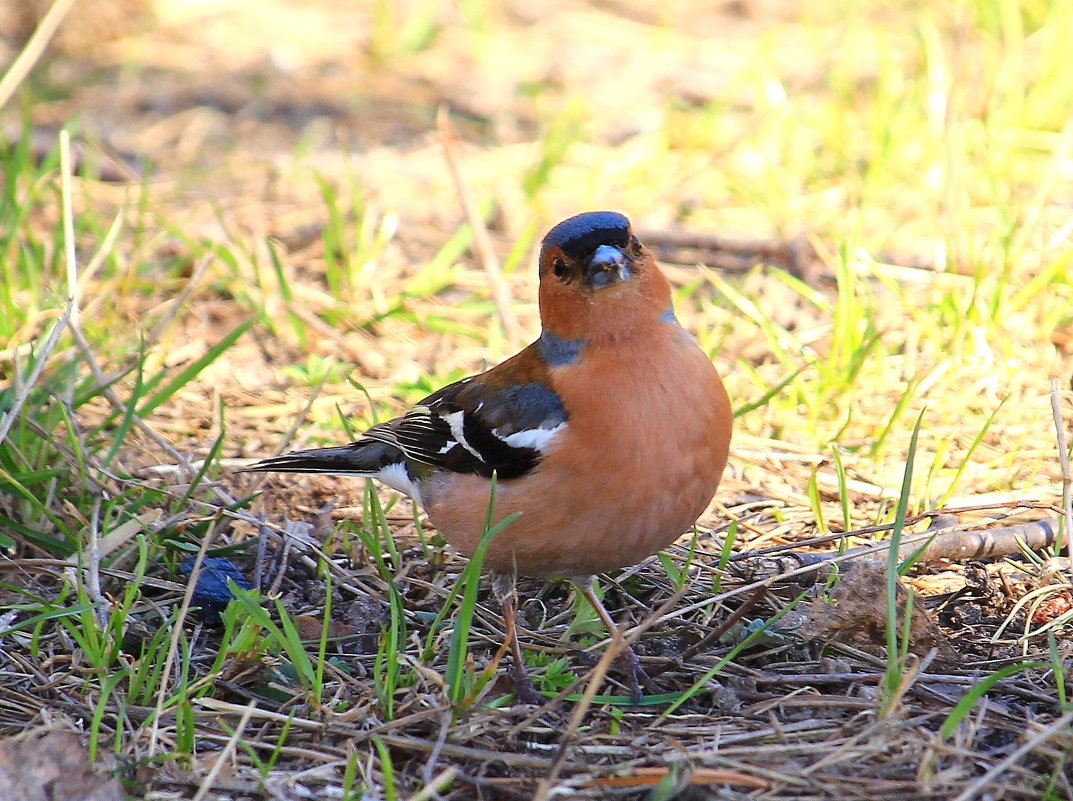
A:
[245,211,733,704]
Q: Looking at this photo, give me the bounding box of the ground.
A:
[1,1,1072,799]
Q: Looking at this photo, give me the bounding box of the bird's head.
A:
[537,211,671,343]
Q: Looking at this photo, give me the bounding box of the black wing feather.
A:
[246,363,569,483]
[370,376,567,479]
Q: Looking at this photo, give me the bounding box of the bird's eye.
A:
[552,257,570,280]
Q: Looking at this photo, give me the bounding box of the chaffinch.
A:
[247,211,732,703]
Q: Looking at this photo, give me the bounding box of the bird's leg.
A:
[573,575,660,703]
[491,571,545,705]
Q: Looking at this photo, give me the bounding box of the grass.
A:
[1,0,1073,798]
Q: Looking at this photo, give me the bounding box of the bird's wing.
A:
[365,367,568,480]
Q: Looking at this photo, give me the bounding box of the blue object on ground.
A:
[179,556,253,622]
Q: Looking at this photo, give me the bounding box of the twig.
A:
[85,496,108,630]
[727,503,1040,561]
[868,516,1060,564]
[1049,377,1073,584]
[736,517,1064,581]
[436,106,521,344]
[0,0,77,109]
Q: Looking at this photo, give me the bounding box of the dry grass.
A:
[1,1,1072,799]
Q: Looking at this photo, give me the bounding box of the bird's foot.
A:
[494,571,548,706]
[617,645,661,704]
[510,660,547,706]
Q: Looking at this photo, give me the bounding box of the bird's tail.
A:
[242,440,402,477]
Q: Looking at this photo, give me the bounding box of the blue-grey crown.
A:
[541,211,631,262]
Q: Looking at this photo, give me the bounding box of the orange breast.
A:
[422,325,732,577]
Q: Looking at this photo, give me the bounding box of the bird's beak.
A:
[585,245,631,289]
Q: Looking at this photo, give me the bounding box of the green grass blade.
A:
[940,662,1042,739]
[444,474,519,705]
[881,409,925,716]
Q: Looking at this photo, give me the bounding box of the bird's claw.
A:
[618,646,661,704]
[510,665,547,706]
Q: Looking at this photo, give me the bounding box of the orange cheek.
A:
[538,287,592,338]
